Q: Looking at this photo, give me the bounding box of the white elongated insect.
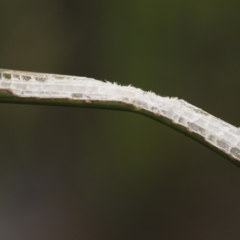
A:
[0,69,240,166]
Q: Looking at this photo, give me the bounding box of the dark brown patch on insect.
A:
[230,147,240,159]
[3,73,11,79]
[35,77,47,82]
[22,75,31,81]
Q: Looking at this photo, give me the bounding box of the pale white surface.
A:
[0,69,240,162]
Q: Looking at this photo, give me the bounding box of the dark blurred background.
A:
[0,1,240,239]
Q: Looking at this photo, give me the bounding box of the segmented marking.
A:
[0,69,240,163]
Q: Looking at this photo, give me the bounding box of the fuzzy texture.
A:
[0,69,240,162]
